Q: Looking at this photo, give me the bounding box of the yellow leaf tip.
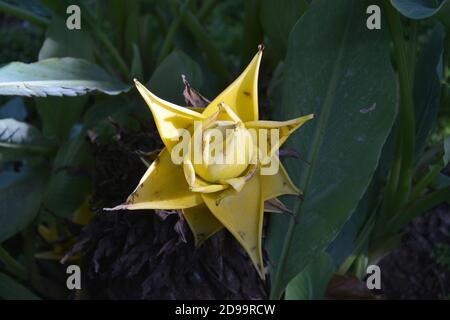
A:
[133,79,146,89]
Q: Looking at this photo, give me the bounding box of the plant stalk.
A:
[339,206,377,275]
[389,186,450,234]
[81,4,130,79]
[384,1,416,209]
[410,163,443,200]
[379,132,403,221]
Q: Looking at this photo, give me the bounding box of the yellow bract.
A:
[202,50,262,122]
[111,48,314,279]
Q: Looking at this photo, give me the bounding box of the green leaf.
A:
[0,272,40,300]
[260,0,309,57]
[389,186,450,232]
[268,0,397,298]
[147,51,203,105]
[124,2,140,61]
[35,96,86,141]
[39,16,94,61]
[83,97,125,130]
[437,2,450,27]
[240,0,264,67]
[285,252,335,300]
[0,170,48,242]
[414,25,445,156]
[0,58,130,97]
[267,62,284,110]
[326,192,369,267]
[131,43,144,80]
[391,0,449,19]
[0,97,27,121]
[170,0,230,87]
[432,173,450,189]
[42,134,91,218]
[0,118,53,163]
[444,135,450,165]
[82,96,142,142]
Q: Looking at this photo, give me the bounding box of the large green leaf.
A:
[414,25,445,156]
[83,96,142,140]
[130,43,144,80]
[147,51,203,105]
[285,252,335,300]
[326,192,370,267]
[0,58,130,97]
[42,134,92,218]
[35,96,86,141]
[268,0,397,298]
[39,16,94,61]
[0,273,40,300]
[0,118,53,163]
[391,0,449,19]
[0,170,48,242]
[83,97,126,130]
[83,96,129,129]
[260,0,309,58]
[0,97,27,121]
[444,135,450,165]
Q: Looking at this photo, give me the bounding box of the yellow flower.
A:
[111,47,313,278]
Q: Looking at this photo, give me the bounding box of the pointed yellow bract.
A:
[202,50,262,122]
[134,80,205,151]
[116,149,203,210]
[245,114,315,163]
[261,163,301,200]
[202,173,265,278]
[112,48,314,279]
[183,203,223,246]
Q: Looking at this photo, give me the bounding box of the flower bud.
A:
[193,122,253,183]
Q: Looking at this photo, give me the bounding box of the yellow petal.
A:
[245,114,314,163]
[245,114,314,160]
[190,182,229,193]
[261,163,300,200]
[202,172,265,278]
[202,49,263,122]
[38,224,57,242]
[218,102,243,124]
[183,203,224,246]
[72,197,93,226]
[134,79,205,151]
[110,149,202,210]
[219,164,257,192]
[183,158,229,193]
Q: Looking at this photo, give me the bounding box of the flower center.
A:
[193,122,253,183]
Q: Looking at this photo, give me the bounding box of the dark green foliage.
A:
[0,0,449,300]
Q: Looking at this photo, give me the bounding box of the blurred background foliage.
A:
[0,0,449,299]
